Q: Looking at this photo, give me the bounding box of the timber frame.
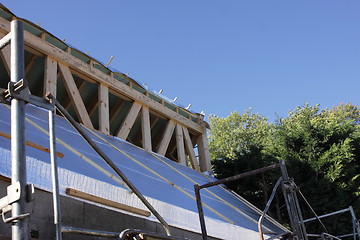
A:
[0,5,211,172]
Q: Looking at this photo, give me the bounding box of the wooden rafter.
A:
[43,56,57,97]
[183,127,199,171]
[197,129,211,172]
[0,22,204,134]
[141,106,152,151]
[157,120,175,156]
[58,62,93,128]
[175,124,186,166]
[98,83,110,134]
[63,78,86,110]
[117,101,142,140]
[0,18,212,172]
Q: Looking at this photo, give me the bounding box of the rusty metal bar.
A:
[194,162,282,240]
[194,184,207,240]
[198,162,281,190]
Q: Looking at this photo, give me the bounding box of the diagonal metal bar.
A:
[46,92,171,236]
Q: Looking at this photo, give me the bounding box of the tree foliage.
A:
[209,103,360,235]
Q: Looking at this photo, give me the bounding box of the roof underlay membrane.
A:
[0,103,289,239]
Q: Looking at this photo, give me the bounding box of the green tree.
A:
[209,103,360,236]
[208,108,272,160]
[269,103,360,234]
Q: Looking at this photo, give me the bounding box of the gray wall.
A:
[0,179,220,240]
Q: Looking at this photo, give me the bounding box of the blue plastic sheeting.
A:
[0,103,289,239]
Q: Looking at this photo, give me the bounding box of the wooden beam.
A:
[24,54,37,76]
[197,130,211,172]
[58,62,94,129]
[0,44,10,74]
[43,56,57,97]
[109,98,125,124]
[63,78,87,110]
[98,83,110,134]
[117,101,142,140]
[157,120,175,156]
[65,188,151,217]
[175,124,186,166]
[183,127,200,171]
[0,130,64,158]
[0,21,204,134]
[141,106,152,151]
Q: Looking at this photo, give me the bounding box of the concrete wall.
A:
[0,179,220,240]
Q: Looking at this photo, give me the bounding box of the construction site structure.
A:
[0,4,359,240]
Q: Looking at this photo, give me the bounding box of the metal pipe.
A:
[61,226,119,238]
[49,103,62,240]
[119,229,189,240]
[303,208,350,223]
[194,184,207,240]
[198,162,281,189]
[194,162,282,240]
[258,177,283,240]
[46,93,171,236]
[0,32,11,50]
[321,232,341,240]
[349,206,360,240]
[10,19,28,240]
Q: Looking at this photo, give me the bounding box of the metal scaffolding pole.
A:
[49,103,62,240]
[10,20,28,240]
[280,160,308,240]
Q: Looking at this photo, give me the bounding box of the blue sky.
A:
[3,1,360,122]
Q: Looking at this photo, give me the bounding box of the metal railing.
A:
[194,160,309,240]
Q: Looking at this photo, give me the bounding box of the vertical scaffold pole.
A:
[49,103,62,240]
[280,160,307,240]
[11,20,28,240]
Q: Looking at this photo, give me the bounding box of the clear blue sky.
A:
[4,1,360,122]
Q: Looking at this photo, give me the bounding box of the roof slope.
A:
[0,103,288,239]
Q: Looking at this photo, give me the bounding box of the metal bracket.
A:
[1,79,54,111]
[0,182,34,223]
[283,179,299,193]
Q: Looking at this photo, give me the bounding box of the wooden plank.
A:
[98,83,110,134]
[175,124,186,166]
[43,56,57,97]
[58,62,94,129]
[197,130,211,172]
[63,79,87,110]
[0,130,64,158]
[157,120,175,156]
[0,21,204,134]
[117,101,142,140]
[183,127,200,171]
[141,106,152,151]
[0,44,10,74]
[65,188,151,217]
